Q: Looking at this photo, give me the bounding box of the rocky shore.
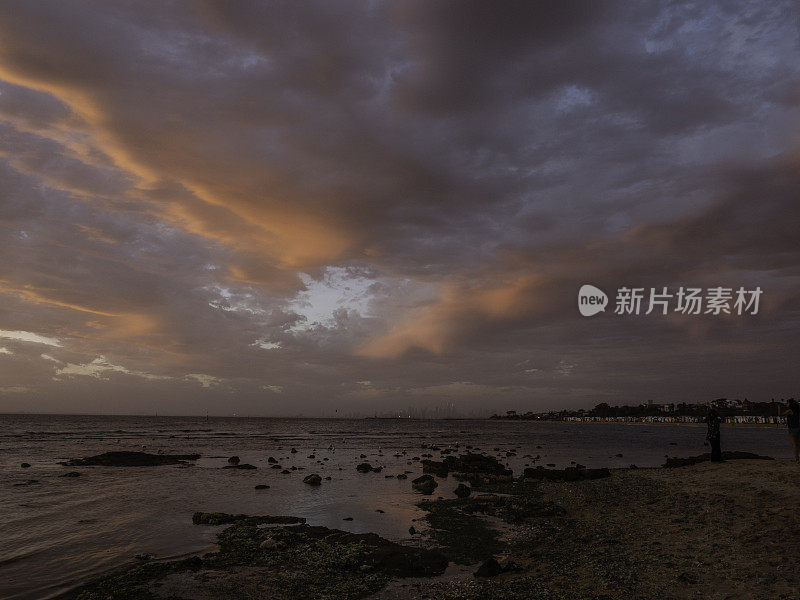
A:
[57,451,800,600]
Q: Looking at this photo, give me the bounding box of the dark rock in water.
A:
[290,448,298,453]
[409,526,417,535]
[412,474,438,494]
[523,466,610,482]
[270,525,448,577]
[223,463,257,470]
[192,512,305,525]
[454,483,471,498]
[324,476,331,480]
[343,517,353,521]
[357,462,378,473]
[281,470,290,474]
[271,464,282,469]
[397,473,408,480]
[423,453,512,480]
[20,463,30,468]
[474,558,502,578]
[13,479,39,486]
[630,464,638,470]
[267,456,278,463]
[61,451,200,467]
[254,484,270,489]
[60,471,81,477]
[446,453,512,477]
[422,459,446,474]
[303,474,322,485]
[227,456,240,465]
[663,451,774,468]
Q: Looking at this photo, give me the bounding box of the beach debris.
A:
[303,473,322,485]
[61,451,200,467]
[454,483,472,498]
[192,512,305,525]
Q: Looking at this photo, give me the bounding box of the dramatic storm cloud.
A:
[0,1,798,415]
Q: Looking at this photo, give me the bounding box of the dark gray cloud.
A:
[0,0,798,415]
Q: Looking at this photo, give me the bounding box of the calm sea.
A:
[0,414,792,599]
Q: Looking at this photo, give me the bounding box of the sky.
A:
[0,1,799,416]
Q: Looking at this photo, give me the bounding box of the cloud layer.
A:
[0,1,799,415]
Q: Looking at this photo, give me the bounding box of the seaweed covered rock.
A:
[522,466,610,482]
[192,512,305,525]
[61,451,200,467]
[422,453,513,478]
[267,525,449,577]
[663,451,774,468]
[412,474,438,494]
[454,483,471,498]
[444,453,512,477]
[474,558,502,578]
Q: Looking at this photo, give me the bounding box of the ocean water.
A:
[0,415,793,600]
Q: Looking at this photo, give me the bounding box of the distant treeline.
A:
[492,399,791,421]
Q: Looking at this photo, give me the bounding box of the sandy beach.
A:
[59,456,800,600]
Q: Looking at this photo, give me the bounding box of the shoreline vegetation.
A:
[56,449,799,600]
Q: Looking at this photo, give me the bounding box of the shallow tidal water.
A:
[0,414,793,600]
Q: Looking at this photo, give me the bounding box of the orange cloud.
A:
[357,274,545,358]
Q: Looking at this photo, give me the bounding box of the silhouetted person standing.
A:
[705,408,722,462]
[779,399,800,463]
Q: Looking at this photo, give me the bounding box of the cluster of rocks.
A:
[60,451,200,467]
